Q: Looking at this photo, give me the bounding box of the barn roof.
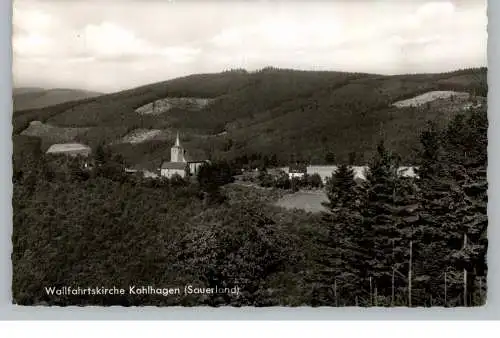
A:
[46,143,91,156]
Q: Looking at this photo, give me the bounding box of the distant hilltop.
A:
[13,87,103,112]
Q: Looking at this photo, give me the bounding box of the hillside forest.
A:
[13,67,487,170]
[12,102,487,306]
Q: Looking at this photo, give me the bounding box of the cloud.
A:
[211,17,345,52]
[13,6,54,33]
[416,1,455,18]
[12,0,487,92]
[13,11,201,64]
[160,46,201,63]
[82,22,152,58]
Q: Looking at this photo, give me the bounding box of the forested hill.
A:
[12,67,487,167]
[13,88,103,112]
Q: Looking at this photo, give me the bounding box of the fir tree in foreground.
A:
[359,141,421,306]
[314,164,366,305]
[415,109,488,306]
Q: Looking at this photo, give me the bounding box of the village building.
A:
[160,161,189,178]
[282,164,418,183]
[159,132,208,179]
[124,167,160,179]
[46,143,92,168]
[288,163,307,179]
[46,143,92,157]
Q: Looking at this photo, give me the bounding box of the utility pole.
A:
[464,233,468,307]
[444,271,447,307]
[409,240,412,307]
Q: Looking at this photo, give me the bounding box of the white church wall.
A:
[189,162,204,176]
[160,168,187,178]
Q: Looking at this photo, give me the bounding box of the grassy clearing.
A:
[20,121,90,149]
[119,129,165,144]
[135,97,215,115]
[275,190,328,213]
[392,91,469,108]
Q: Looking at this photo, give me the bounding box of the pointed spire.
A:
[175,131,180,147]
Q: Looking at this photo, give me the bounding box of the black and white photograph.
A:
[11,0,488,307]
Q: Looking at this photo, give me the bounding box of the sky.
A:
[12,0,488,93]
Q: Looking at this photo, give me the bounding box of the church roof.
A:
[160,161,188,170]
[187,160,209,164]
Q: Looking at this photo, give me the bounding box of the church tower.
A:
[171,132,186,163]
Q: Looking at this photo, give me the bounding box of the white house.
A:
[288,164,307,179]
[282,165,418,183]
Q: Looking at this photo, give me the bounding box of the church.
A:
[159,132,208,179]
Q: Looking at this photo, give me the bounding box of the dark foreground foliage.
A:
[314,108,487,307]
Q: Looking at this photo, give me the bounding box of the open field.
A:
[275,190,328,213]
[135,97,215,115]
[20,121,90,145]
[119,129,165,144]
[392,90,469,108]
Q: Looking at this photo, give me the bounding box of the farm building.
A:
[288,163,307,179]
[281,165,418,183]
[46,143,92,157]
[45,143,92,169]
[308,165,418,182]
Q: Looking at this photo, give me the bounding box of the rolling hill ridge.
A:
[13,87,103,112]
[13,67,487,169]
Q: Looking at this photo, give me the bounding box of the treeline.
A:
[314,108,487,306]
[253,171,323,191]
[12,141,235,204]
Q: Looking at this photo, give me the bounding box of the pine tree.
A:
[314,164,366,305]
[362,142,396,283]
[361,141,415,303]
[415,109,488,306]
[413,122,455,304]
[444,109,488,305]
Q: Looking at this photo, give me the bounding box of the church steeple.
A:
[171,131,186,163]
[175,131,181,147]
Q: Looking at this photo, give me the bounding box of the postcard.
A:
[12,0,488,307]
